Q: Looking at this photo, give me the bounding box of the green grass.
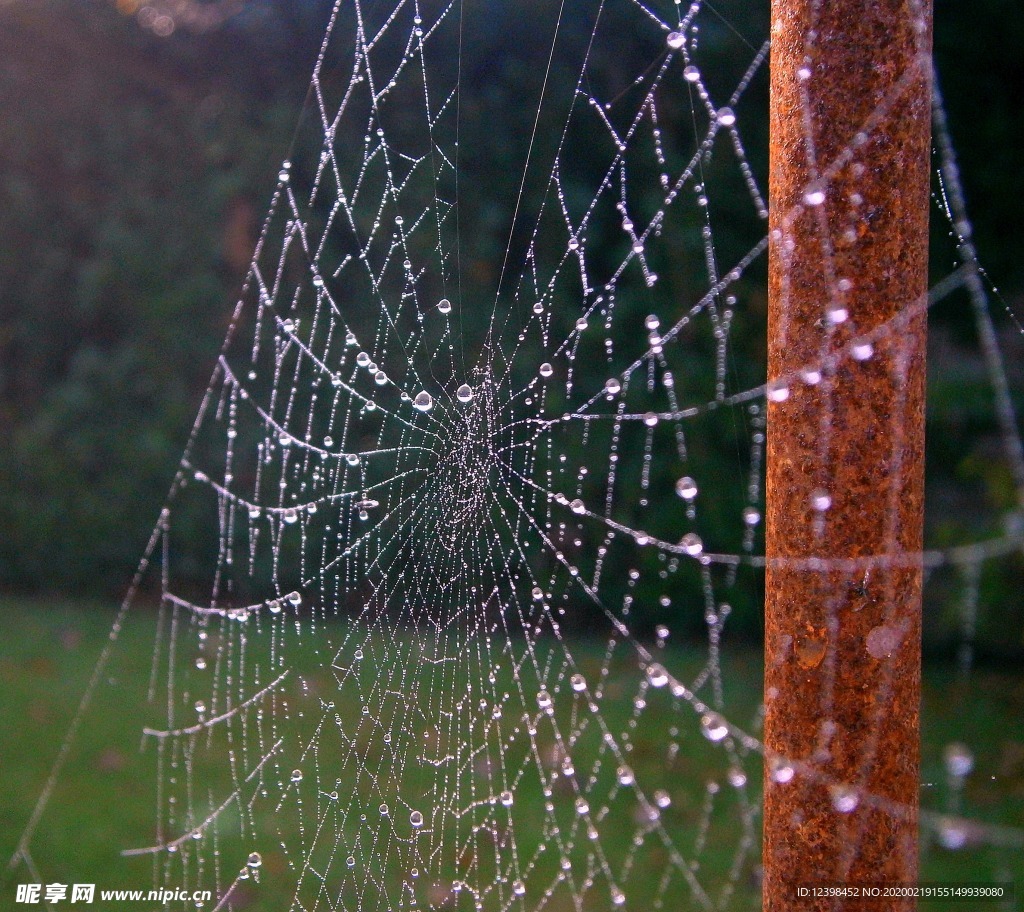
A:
[0,599,1020,911]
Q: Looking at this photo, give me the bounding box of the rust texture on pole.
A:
[764,0,932,908]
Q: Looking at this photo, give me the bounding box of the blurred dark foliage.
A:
[0,0,1021,654]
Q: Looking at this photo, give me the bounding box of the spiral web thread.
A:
[13,0,1024,908]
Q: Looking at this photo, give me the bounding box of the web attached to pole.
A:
[13,0,1024,908]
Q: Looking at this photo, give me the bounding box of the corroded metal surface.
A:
[764,1,932,908]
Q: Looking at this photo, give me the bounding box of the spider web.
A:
[12,0,1024,909]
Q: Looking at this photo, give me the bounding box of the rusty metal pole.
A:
[764,1,932,908]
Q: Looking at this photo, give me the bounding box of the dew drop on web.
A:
[701,712,729,742]
[676,476,698,500]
